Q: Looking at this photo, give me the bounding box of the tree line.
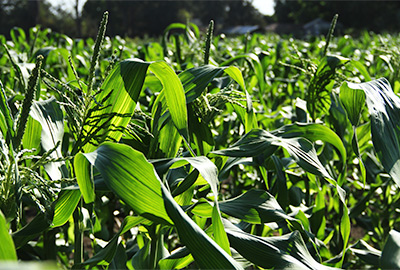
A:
[1,0,400,39]
[0,0,265,38]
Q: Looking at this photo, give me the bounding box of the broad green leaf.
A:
[159,248,194,270]
[74,153,94,203]
[273,122,347,167]
[343,78,400,187]
[150,155,231,254]
[220,53,264,90]
[212,129,333,180]
[340,204,350,266]
[224,220,337,270]
[132,239,151,270]
[30,97,65,180]
[380,229,400,269]
[0,211,17,261]
[81,142,173,225]
[82,142,241,269]
[224,66,257,132]
[150,61,189,141]
[219,189,296,224]
[211,204,231,255]
[83,59,150,153]
[212,128,346,204]
[179,65,224,103]
[339,81,366,127]
[52,190,81,227]
[211,129,278,157]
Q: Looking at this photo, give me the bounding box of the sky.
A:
[52,0,275,16]
[253,0,275,16]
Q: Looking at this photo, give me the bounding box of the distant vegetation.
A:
[1,0,400,39]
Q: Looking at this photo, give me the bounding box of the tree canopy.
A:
[274,0,400,33]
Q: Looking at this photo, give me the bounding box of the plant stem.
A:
[73,198,83,266]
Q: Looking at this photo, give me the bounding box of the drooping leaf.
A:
[30,97,65,180]
[273,122,347,167]
[212,129,333,180]
[380,229,400,269]
[161,185,243,269]
[342,78,400,187]
[80,142,241,269]
[224,220,338,270]
[150,155,231,254]
[219,189,296,224]
[81,142,173,225]
[350,240,381,267]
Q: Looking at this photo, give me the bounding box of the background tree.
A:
[273,0,400,33]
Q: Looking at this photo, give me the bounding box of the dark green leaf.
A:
[81,142,173,225]
[381,229,400,269]
[343,78,400,187]
[224,220,337,270]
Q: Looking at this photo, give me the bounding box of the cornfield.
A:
[1,12,400,269]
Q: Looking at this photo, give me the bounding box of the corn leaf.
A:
[224,220,338,270]
[150,61,189,142]
[339,82,366,127]
[83,59,150,153]
[12,211,52,248]
[350,240,381,267]
[161,185,243,269]
[22,116,41,150]
[273,122,347,166]
[30,97,65,180]
[380,229,400,269]
[74,153,94,203]
[0,211,17,261]
[52,190,81,227]
[219,189,296,224]
[79,216,146,267]
[80,142,242,269]
[342,78,400,187]
[81,142,173,225]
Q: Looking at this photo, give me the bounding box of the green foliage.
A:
[4,12,400,270]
